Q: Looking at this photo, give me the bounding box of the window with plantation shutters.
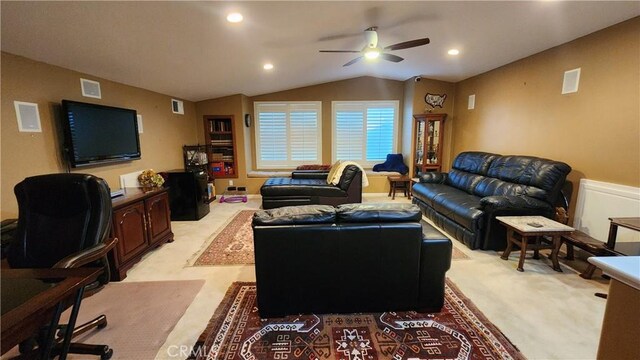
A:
[254,102,322,168]
[332,101,398,167]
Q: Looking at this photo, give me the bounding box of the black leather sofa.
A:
[412,151,571,251]
[260,165,362,209]
[252,203,452,317]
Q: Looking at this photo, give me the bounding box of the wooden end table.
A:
[387,175,411,200]
[497,216,574,272]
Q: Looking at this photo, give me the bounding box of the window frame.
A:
[254,101,322,169]
[331,100,399,167]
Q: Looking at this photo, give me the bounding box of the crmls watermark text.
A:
[166,345,208,358]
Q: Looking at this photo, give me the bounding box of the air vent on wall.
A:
[80,78,102,99]
[14,101,42,132]
[562,68,581,94]
[171,99,184,114]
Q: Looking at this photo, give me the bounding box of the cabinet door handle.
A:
[147,212,153,234]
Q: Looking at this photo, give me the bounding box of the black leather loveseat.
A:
[260,165,362,209]
[412,151,571,251]
[252,203,452,317]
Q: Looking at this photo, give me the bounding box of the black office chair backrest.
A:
[8,173,112,269]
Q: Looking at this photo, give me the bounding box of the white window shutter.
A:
[254,102,322,168]
[366,107,395,161]
[258,110,287,161]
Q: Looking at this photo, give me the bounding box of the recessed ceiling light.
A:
[263,63,274,70]
[448,49,460,56]
[226,13,243,23]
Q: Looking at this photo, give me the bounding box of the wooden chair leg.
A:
[580,264,597,279]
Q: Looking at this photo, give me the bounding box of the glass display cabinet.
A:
[413,113,447,176]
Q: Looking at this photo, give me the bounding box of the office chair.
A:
[7,173,117,359]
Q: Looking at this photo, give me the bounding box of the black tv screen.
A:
[62,100,141,167]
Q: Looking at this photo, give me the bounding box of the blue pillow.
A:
[373,154,409,175]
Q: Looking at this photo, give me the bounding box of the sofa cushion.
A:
[486,156,571,202]
[261,178,347,197]
[337,203,421,223]
[445,169,486,194]
[413,183,484,231]
[253,205,336,225]
[337,165,362,191]
[472,177,547,199]
[451,151,500,175]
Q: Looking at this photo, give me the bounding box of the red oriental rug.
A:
[189,281,525,360]
[193,211,469,266]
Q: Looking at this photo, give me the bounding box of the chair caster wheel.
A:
[101,347,113,360]
[18,338,37,354]
[97,318,108,329]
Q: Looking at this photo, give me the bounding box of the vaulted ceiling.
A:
[2,1,638,101]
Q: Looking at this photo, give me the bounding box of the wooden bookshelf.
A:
[203,115,237,179]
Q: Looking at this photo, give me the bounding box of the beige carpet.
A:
[4,280,204,360]
[70,280,204,359]
[192,210,469,265]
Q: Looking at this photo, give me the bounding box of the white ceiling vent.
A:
[14,101,42,132]
[171,99,184,114]
[562,68,581,94]
[80,78,102,99]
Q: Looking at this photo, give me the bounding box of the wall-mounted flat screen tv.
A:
[62,100,141,167]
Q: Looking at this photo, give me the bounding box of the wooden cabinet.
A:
[109,187,174,281]
[145,192,172,246]
[413,113,447,176]
[203,115,237,179]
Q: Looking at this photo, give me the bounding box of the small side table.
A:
[497,216,574,272]
[387,175,411,200]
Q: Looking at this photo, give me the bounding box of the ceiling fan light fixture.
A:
[226,13,243,23]
[364,50,380,59]
[448,49,460,55]
[263,63,274,70]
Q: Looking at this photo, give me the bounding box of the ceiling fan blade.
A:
[384,38,430,51]
[343,56,364,67]
[381,53,404,63]
[319,50,361,53]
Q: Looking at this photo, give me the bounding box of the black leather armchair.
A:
[260,165,363,209]
[7,173,117,359]
[412,151,571,250]
[252,203,452,317]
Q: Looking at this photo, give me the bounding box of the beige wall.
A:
[1,52,198,217]
[452,18,640,214]
[408,78,456,173]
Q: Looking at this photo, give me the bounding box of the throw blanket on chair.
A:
[327,161,369,188]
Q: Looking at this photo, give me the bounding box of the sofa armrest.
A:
[418,172,448,184]
[480,195,553,213]
[418,237,452,312]
[291,170,329,180]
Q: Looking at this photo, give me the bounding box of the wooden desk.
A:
[588,257,640,360]
[498,216,574,272]
[1,268,102,359]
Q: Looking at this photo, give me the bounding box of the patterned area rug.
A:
[189,281,525,360]
[193,210,469,266]
[193,210,256,265]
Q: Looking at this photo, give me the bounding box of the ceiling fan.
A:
[319,26,430,67]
